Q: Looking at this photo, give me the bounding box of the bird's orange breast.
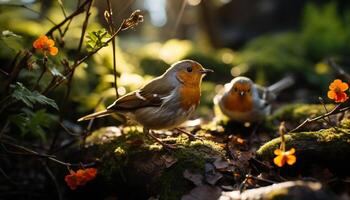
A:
[224,93,253,112]
[179,85,200,110]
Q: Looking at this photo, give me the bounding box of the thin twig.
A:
[0,167,17,185]
[289,103,350,133]
[81,97,105,147]
[63,0,93,105]
[42,10,143,94]
[327,58,350,82]
[57,0,68,18]
[279,122,286,151]
[0,121,10,140]
[318,97,340,132]
[1,140,95,167]
[246,174,277,184]
[33,57,48,90]
[51,138,79,154]
[0,68,9,77]
[61,0,83,38]
[0,50,21,93]
[45,0,90,37]
[42,162,63,200]
[3,4,58,26]
[106,0,119,99]
[53,97,105,153]
[2,51,31,96]
[59,122,81,136]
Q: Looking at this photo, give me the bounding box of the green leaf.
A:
[10,82,59,110]
[8,113,28,135]
[9,109,57,141]
[86,28,111,52]
[0,30,23,51]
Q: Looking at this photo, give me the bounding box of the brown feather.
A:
[107,76,175,111]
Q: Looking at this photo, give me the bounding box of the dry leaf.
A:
[213,158,229,170]
[161,155,178,168]
[205,172,223,185]
[183,169,203,186]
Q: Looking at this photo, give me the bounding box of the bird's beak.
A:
[200,68,214,74]
[240,91,245,96]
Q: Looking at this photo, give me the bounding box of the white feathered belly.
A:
[132,105,195,130]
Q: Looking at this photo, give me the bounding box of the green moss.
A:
[270,103,335,122]
[85,126,225,198]
[85,126,149,179]
[156,136,224,199]
[256,125,350,164]
[159,149,205,200]
[340,118,350,129]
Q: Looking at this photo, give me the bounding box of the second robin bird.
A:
[214,76,294,123]
[78,60,213,148]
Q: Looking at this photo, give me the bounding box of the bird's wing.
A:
[107,77,175,111]
[267,76,294,94]
[254,84,276,103]
[260,76,294,102]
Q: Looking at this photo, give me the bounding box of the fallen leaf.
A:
[213,158,229,170]
[205,171,223,185]
[183,169,203,186]
[230,150,254,170]
[161,155,178,168]
[205,163,215,173]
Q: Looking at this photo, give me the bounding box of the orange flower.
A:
[33,35,58,56]
[64,168,97,190]
[327,79,349,103]
[273,148,296,167]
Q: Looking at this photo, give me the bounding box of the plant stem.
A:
[106,0,119,99]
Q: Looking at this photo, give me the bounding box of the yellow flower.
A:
[273,148,296,167]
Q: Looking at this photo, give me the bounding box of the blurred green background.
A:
[1,0,350,122]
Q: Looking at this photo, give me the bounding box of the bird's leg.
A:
[144,128,177,149]
[175,128,203,141]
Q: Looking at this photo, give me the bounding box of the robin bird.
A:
[214,76,294,123]
[78,60,213,148]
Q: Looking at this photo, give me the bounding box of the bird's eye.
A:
[233,87,238,92]
[187,67,192,72]
[247,89,250,93]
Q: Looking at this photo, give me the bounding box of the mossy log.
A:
[214,103,337,134]
[256,119,350,174]
[84,126,225,200]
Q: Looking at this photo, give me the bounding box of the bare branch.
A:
[42,162,63,200]
[106,0,119,99]
[45,0,91,37]
[42,10,143,94]
[289,103,350,133]
[327,57,350,82]
[1,140,95,167]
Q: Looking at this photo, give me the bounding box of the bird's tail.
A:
[267,76,294,94]
[77,109,114,121]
